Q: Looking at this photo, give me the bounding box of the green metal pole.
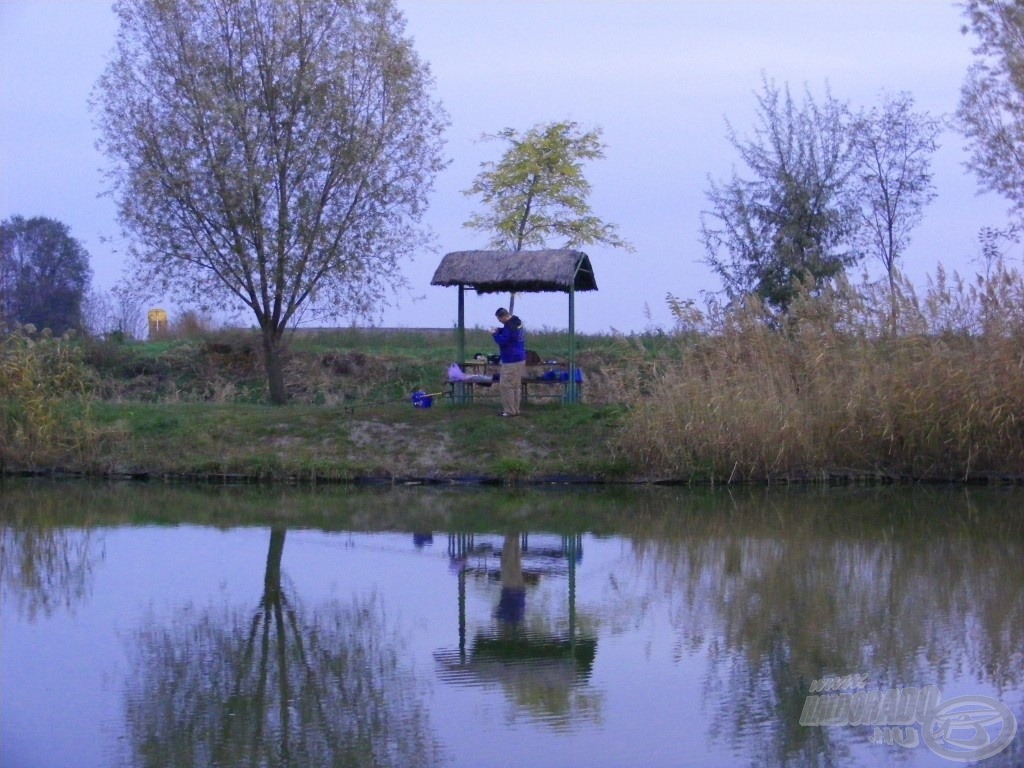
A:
[457,285,468,404]
[567,284,577,403]
[568,534,577,652]
[457,284,465,366]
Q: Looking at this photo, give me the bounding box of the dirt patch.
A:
[346,419,463,476]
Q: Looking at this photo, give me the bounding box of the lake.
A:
[1,480,1022,767]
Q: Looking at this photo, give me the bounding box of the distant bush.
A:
[170,310,215,339]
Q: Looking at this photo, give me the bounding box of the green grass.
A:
[81,396,629,482]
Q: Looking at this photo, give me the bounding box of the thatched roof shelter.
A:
[430,249,598,403]
[430,249,597,293]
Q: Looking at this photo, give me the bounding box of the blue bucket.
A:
[411,390,433,408]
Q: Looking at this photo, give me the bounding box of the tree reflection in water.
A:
[120,527,440,768]
[435,531,602,728]
[1,527,101,619]
[621,492,1024,768]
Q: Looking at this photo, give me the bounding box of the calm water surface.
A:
[2,481,1022,768]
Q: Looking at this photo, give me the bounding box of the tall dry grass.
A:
[0,325,102,466]
[617,262,1024,482]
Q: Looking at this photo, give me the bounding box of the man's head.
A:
[495,307,511,323]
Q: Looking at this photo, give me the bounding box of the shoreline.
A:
[7,465,1024,488]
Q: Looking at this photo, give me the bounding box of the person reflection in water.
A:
[495,532,526,624]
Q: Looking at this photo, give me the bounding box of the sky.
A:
[0,0,1012,334]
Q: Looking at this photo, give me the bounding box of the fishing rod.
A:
[342,389,448,415]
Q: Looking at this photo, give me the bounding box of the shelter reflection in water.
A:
[434,531,600,727]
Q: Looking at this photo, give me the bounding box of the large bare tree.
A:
[94,0,448,403]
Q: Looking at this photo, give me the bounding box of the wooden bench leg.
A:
[448,381,476,404]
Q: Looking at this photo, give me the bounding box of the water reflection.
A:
[618,492,1024,767]
[120,527,440,768]
[0,484,104,619]
[1,482,1022,767]
[435,532,601,728]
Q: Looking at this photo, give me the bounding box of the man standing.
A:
[492,307,526,417]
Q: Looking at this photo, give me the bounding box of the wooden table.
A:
[451,360,581,403]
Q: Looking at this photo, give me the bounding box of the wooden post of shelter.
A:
[430,249,597,405]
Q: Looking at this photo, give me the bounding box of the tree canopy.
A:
[94,0,448,403]
[957,0,1024,221]
[851,91,941,322]
[0,215,92,335]
[702,80,940,321]
[462,120,631,312]
[701,79,860,315]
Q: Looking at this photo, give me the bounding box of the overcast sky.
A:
[0,1,1011,333]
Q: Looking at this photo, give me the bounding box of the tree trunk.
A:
[261,328,289,405]
[263,528,286,600]
[888,269,899,337]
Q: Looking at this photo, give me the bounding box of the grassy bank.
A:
[78,398,630,482]
[3,325,642,483]
[6,262,1024,484]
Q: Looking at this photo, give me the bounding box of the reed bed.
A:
[0,325,102,466]
[616,263,1024,482]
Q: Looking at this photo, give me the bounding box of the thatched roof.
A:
[430,249,597,294]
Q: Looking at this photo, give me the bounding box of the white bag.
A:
[447,363,466,381]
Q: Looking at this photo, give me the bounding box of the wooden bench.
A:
[522,370,583,402]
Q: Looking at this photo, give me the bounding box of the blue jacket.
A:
[493,316,526,363]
